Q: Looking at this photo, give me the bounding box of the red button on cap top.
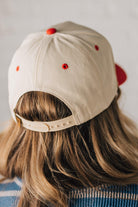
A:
[46,28,56,35]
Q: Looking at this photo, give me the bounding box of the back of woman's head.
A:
[0,86,138,207]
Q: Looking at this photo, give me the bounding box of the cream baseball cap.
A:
[8,21,126,132]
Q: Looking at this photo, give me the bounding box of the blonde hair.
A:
[0,87,138,207]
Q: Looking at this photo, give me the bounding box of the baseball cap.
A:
[8,21,127,132]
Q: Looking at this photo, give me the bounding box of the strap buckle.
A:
[15,114,22,127]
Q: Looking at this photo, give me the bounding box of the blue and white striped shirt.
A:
[0,176,22,207]
[0,176,137,207]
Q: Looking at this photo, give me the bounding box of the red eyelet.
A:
[62,63,68,70]
[16,66,20,71]
[95,45,99,51]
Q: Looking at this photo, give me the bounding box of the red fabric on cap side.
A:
[115,64,127,85]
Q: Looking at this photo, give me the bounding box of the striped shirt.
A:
[0,177,22,207]
[0,176,137,207]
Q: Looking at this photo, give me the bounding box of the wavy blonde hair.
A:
[0,87,138,207]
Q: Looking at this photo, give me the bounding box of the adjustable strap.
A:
[15,113,76,132]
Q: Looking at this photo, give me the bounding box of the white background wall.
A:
[0,0,138,131]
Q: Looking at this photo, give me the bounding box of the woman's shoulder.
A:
[0,175,22,207]
[0,177,137,207]
[69,183,138,207]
